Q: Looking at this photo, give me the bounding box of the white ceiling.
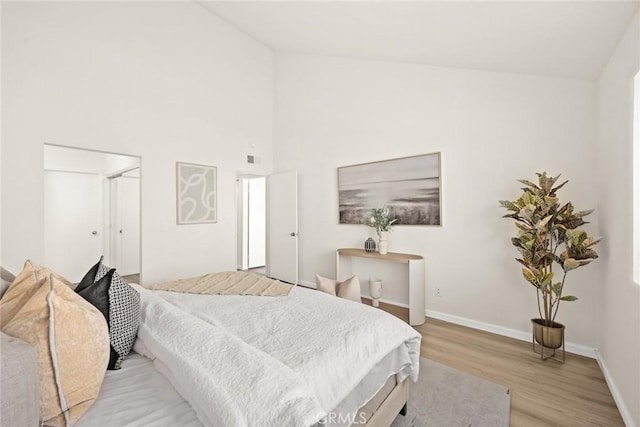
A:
[201,1,639,79]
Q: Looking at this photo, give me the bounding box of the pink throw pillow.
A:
[314,274,361,303]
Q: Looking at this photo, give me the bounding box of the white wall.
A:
[595,13,640,427]
[1,2,274,283]
[274,53,600,348]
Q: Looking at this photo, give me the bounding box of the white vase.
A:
[377,231,389,255]
[369,279,383,307]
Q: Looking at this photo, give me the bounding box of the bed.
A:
[1,268,421,427]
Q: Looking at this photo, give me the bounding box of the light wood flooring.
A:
[121,273,140,284]
[364,300,624,427]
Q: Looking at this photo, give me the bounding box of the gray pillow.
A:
[0,332,40,426]
[0,267,16,299]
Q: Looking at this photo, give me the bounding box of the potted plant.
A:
[364,207,398,255]
[499,172,599,359]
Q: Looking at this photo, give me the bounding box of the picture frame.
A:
[337,152,442,226]
[176,162,217,224]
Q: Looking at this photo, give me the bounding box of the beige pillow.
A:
[315,274,362,303]
[2,274,110,427]
[0,261,74,329]
[0,260,42,328]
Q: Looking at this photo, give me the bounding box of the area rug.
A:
[392,358,511,427]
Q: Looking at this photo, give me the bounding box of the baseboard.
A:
[300,279,597,359]
[595,349,636,427]
[425,309,597,359]
[298,280,315,288]
[361,295,410,309]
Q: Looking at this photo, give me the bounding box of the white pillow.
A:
[314,274,361,303]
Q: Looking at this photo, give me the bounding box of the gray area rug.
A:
[392,358,511,427]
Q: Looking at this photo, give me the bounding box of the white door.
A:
[267,171,298,284]
[44,171,103,280]
[111,176,140,276]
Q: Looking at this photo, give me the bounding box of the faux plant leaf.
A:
[499,200,520,211]
[562,218,586,230]
[574,209,594,218]
[515,258,527,267]
[539,174,555,194]
[520,205,537,222]
[522,268,537,284]
[563,258,581,271]
[540,271,554,286]
[535,215,553,230]
[583,238,602,248]
[517,179,540,190]
[550,179,569,194]
[565,229,584,244]
[560,296,578,302]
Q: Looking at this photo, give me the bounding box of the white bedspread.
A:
[132,285,325,427]
[136,284,421,426]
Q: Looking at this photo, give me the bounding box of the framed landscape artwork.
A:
[176,162,217,224]
[338,152,442,226]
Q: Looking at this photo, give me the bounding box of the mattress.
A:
[76,353,202,427]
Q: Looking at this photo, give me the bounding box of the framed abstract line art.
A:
[176,162,217,224]
[338,152,442,226]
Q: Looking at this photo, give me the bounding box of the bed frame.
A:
[363,380,409,427]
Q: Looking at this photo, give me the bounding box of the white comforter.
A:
[132,284,421,427]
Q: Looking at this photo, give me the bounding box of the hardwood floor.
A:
[122,273,140,284]
[364,300,624,426]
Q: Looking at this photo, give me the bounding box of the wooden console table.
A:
[336,248,425,326]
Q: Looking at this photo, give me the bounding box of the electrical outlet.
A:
[435,287,442,297]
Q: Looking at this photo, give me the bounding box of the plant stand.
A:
[532,331,565,363]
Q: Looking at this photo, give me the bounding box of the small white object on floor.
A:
[369,279,383,307]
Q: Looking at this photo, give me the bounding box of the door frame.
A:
[43,143,143,283]
[235,173,267,272]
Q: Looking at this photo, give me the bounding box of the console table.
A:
[336,248,425,326]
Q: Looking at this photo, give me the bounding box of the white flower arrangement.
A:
[363,207,398,232]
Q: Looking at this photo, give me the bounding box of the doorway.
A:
[236,175,266,273]
[236,171,299,285]
[43,144,141,283]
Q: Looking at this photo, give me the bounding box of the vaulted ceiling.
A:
[201,1,639,79]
